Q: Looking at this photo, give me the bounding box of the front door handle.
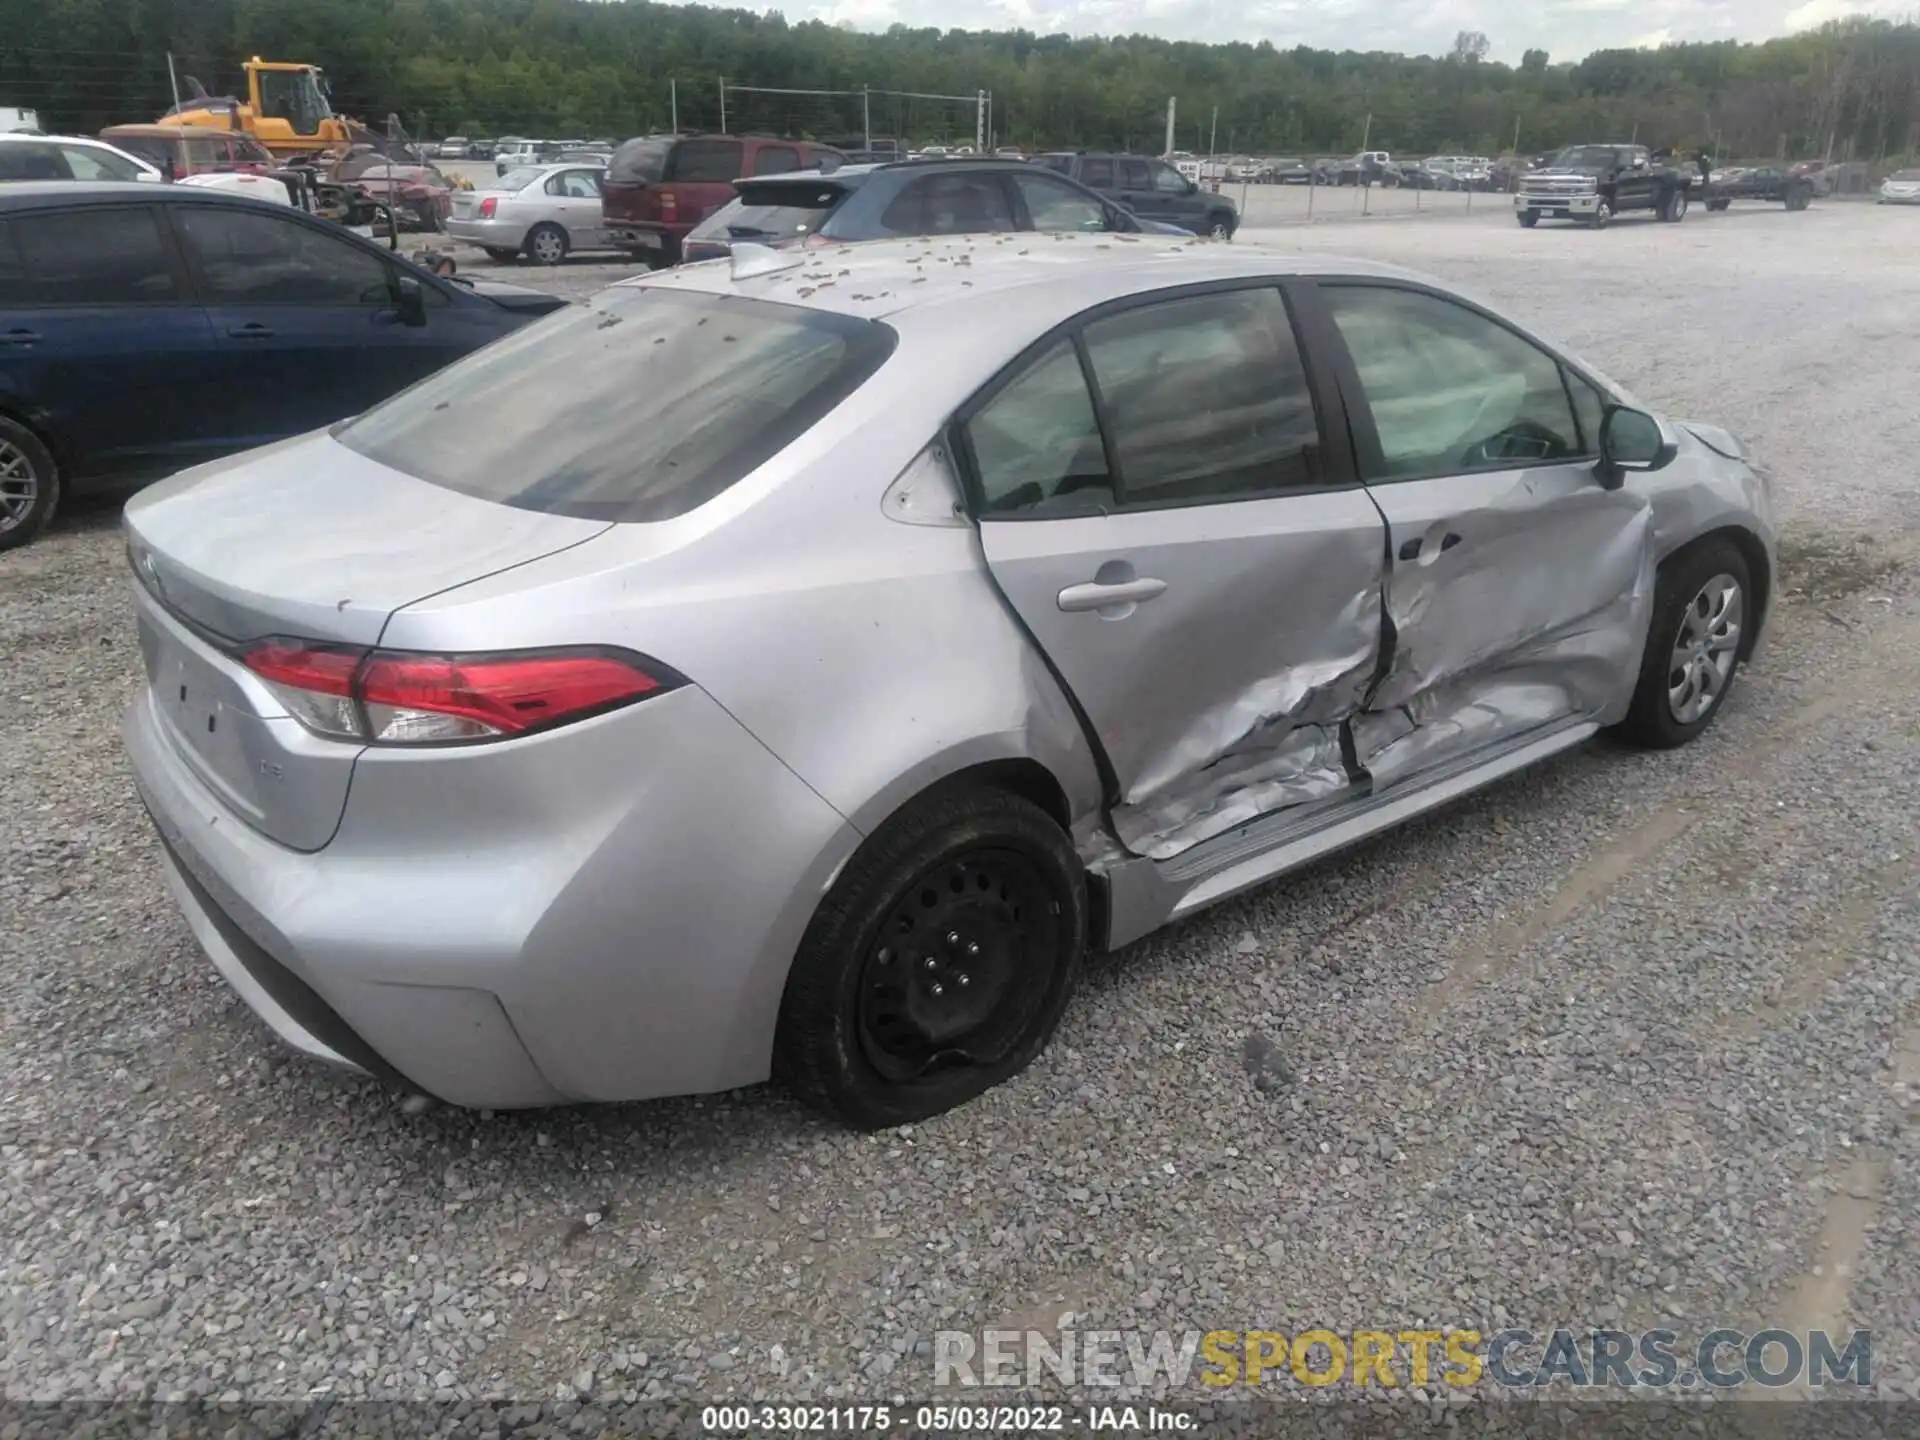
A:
[1058,577,1168,612]
[226,323,275,339]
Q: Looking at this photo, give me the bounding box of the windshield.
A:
[609,137,669,184]
[494,166,546,191]
[337,288,898,523]
[256,68,330,135]
[1549,146,1620,168]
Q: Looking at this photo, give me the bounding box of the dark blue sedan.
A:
[0,182,568,549]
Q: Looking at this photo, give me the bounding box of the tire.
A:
[1587,200,1613,230]
[1517,210,1539,228]
[1206,213,1235,241]
[0,415,59,552]
[776,785,1087,1129]
[1611,539,1753,749]
[1659,186,1689,222]
[526,222,569,265]
[483,246,520,262]
[1707,198,1731,212]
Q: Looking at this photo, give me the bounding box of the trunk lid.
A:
[124,431,610,851]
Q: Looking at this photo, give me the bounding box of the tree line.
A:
[3,0,1917,165]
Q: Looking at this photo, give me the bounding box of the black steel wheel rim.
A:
[856,847,1061,1085]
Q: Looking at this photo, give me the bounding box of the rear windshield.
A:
[1892,169,1920,182]
[609,137,669,184]
[495,166,545,191]
[701,181,849,241]
[336,288,897,522]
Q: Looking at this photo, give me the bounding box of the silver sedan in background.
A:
[122,238,1774,1129]
[446,161,612,263]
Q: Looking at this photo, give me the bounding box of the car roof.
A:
[0,180,268,211]
[629,233,1433,330]
[1,132,125,147]
[744,157,1076,188]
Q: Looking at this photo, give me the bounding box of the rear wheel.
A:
[526,222,569,265]
[1707,198,1731,212]
[1658,186,1689,222]
[1612,540,1752,749]
[483,246,520,262]
[1517,210,1540,228]
[0,416,59,553]
[776,786,1086,1129]
[1206,213,1235,240]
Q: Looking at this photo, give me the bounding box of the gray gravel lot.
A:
[4,202,1919,1414]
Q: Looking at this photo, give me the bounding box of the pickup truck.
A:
[1515,143,1692,228]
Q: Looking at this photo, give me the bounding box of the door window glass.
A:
[1009,172,1107,232]
[1151,163,1190,195]
[965,340,1111,516]
[668,139,745,183]
[1082,287,1322,503]
[1566,370,1606,454]
[1079,157,1114,189]
[1322,285,1584,479]
[0,221,31,305]
[12,206,179,303]
[59,144,144,181]
[0,142,71,181]
[751,145,799,176]
[1120,159,1151,189]
[546,169,601,198]
[175,206,392,305]
[880,173,1014,234]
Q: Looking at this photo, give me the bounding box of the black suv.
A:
[1030,152,1239,238]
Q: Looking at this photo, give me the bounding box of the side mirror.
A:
[1597,404,1672,487]
[1184,178,1198,195]
[394,275,428,327]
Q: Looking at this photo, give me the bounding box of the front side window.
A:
[0,142,71,182]
[1120,159,1151,189]
[1081,287,1322,503]
[11,206,178,304]
[175,206,391,305]
[58,144,143,182]
[966,339,1111,516]
[1009,172,1107,232]
[880,174,1014,235]
[1078,158,1114,189]
[1150,162,1189,195]
[0,221,30,305]
[668,139,745,183]
[1322,284,1584,479]
[337,289,897,523]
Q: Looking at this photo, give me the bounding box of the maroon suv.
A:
[601,134,844,266]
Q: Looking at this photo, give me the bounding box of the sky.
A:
[790,0,1900,62]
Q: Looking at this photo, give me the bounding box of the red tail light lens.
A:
[658,191,678,219]
[240,642,676,746]
[478,196,498,217]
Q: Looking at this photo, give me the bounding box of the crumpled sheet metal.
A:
[1354,483,1656,788]
[1112,584,1379,861]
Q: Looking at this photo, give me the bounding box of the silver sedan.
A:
[122,237,1774,1128]
[445,162,612,263]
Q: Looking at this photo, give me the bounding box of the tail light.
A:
[242,641,680,746]
[658,190,678,220]
[478,195,498,217]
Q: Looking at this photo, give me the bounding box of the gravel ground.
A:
[4,202,1919,1419]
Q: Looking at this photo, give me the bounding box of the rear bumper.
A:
[605,221,688,252]
[445,215,528,248]
[125,679,863,1109]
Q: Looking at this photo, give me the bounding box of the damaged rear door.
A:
[956,283,1387,861]
[1301,280,1655,789]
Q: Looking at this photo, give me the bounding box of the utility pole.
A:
[1361,111,1372,151]
[719,79,727,135]
[670,78,678,133]
[166,51,182,111]
[1208,105,1218,158]
[1163,95,1176,158]
[975,90,985,153]
[862,86,870,152]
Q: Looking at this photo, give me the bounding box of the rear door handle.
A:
[1057,577,1168,612]
[226,323,275,339]
[2,328,41,346]
[1398,532,1463,561]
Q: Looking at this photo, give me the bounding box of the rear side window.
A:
[0,142,71,181]
[174,206,392,305]
[1080,157,1115,189]
[1120,159,1151,188]
[337,289,897,523]
[11,207,179,303]
[1082,288,1322,502]
[669,139,745,183]
[879,173,1014,234]
[608,138,668,184]
[751,145,799,176]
